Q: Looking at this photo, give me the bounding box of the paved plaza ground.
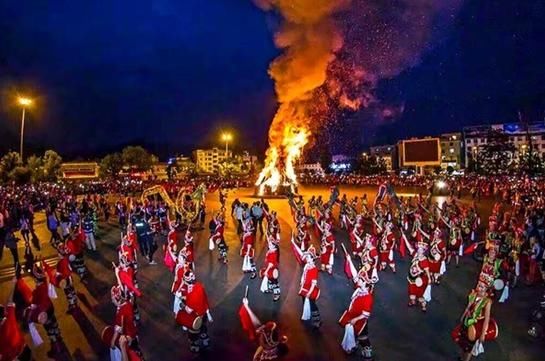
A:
[1,185,543,361]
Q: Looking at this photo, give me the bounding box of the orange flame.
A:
[255,0,349,194]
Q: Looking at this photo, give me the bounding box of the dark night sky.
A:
[1,0,544,159]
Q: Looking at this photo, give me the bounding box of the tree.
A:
[218,157,244,177]
[476,130,515,175]
[358,155,387,175]
[99,152,123,178]
[9,166,31,184]
[0,152,22,182]
[27,154,45,182]
[176,158,196,176]
[519,151,544,175]
[42,150,63,181]
[121,146,153,171]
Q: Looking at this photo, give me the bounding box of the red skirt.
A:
[320,249,333,266]
[339,310,368,335]
[408,275,428,297]
[428,260,442,273]
[379,250,392,263]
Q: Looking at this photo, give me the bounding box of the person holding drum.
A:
[317,219,335,275]
[350,216,365,258]
[103,285,144,361]
[444,216,463,268]
[295,213,311,252]
[66,226,88,280]
[53,243,79,313]
[259,235,281,301]
[428,228,447,285]
[452,275,498,361]
[175,269,213,353]
[407,241,432,312]
[339,264,376,359]
[210,213,228,264]
[25,263,64,357]
[240,296,288,361]
[163,222,179,273]
[0,278,31,361]
[480,245,504,295]
[241,216,257,279]
[181,228,195,271]
[298,245,322,329]
[378,222,396,273]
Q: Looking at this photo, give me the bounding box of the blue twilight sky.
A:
[0,0,544,159]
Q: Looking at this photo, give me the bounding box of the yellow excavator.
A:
[141,183,207,224]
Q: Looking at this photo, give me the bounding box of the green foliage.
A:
[99,152,123,178]
[218,157,243,177]
[26,154,45,182]
[476,130,515,175]
[121,146,153,171]
[42,150,63,181]
[518,151,545,175]
[9,166,31,184]
[0,151,22,181]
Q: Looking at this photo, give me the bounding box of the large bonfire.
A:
[254,0,350,195]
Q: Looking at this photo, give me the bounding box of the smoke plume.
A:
[255,0,464,190]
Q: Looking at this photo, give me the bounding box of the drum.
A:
[493,279,505,291]
[101,325,119,347]
[451,324,463,343]
[260,268,279,279]
[176,310,203,331]
[415,277,423,287]
[467,318,499,342]
[25,307,48,324]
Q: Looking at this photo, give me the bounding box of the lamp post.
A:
[221,132,233,157]
[18,97,33,162]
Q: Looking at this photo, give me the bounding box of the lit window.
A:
[449,148,455,153]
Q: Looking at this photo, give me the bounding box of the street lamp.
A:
[17,96,33,162]
[221,132,233,156]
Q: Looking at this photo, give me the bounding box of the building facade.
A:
[439,132,462,169]
[295,162,324,174]
[61,162,99,180]
[192,148,233,174]
[463,122,545,168]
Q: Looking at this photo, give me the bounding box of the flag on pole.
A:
[118,269,142,297]
[15,277,33,305]
[341,244,357,280]
[291,234,304,265]
[399,232,407,258]
[463,242,480,255]
[401,231,414,257]
[238,304,257,341]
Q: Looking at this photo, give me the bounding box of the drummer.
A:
[175,270,213,353]
[452,275,497,361]
[480,245,504,295]
[108,285,144,360]
[26,264,64,358]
